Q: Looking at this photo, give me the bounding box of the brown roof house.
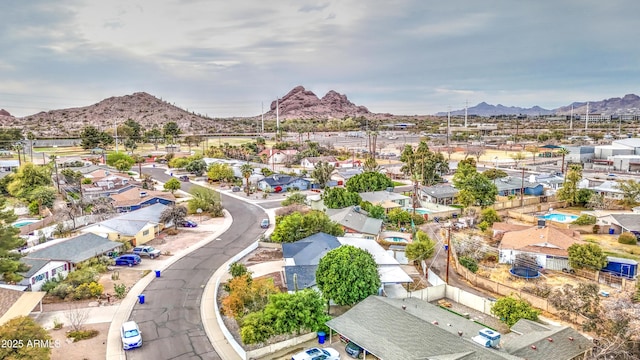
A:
[109,187,176,213]
[498,221,583,271]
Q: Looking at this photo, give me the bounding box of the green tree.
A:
[185,159,207,176]
[28,186,57,213]
[616,179,640,206]
[106,152,134,169]
[479,208,501,227]
[345,172,393,193]
[207,163,235,183]
[316,245,381,308]
[557,148,570,174]
[368,205,385,219]
[311,161,335,189]
[387,208,412,225]
[400,141,448,185]
[240,164,254,196]
[567,243,608,270]
[510,152,526,168]
[270,211,344,243]
[0,316,53,360]
[160,205,188,229]
[163,121,181,143]
[362,156,380,172]
[491,295,540,327]
[452,161,497,207]
[80,125,113,150]
[557,163,583,206]
[482,168,508,180]
[281,193,307,206]
[187,187,224,216]
[163,178,181,194]
[144,127,163,151]
[0,197,27,282]
[7,163,52,200]
[322,187,361,209]
[525,145,539,164]
[405,230,435,262]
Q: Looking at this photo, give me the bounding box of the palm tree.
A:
[240,163,254,196]
[557,148,570,174]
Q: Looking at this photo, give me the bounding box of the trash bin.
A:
[155,270,161,278]
[317,331,326,344]
[609,228,615,235]
[138,294,145,304]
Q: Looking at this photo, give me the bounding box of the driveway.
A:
[125,167,266,359]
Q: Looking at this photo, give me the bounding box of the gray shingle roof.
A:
[326,206,383,235]
[96,219,149,236]
[116,203,167,222]
[24,233,121,264]
[503,319,591,360]
[326,296,518,360]
[281,233,341,265]
[283,265,318,291]
[421,184,458,199]
[260,174,307,187]
[20,258,50,278]
[610,213,640,231]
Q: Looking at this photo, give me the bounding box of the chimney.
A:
[458,331,463,337]
[402,305,406,310]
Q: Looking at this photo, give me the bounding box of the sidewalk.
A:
[105,210,234,360]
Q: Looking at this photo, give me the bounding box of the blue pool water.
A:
[403,208,432,215]
[12,219,38,228]
[384,237,409,243]
[539,213,578,223]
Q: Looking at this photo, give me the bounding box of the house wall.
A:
[134,224,157,245]
[27,261,69,291]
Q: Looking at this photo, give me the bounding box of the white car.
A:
[121,320,142,350]
[291,347,340,360]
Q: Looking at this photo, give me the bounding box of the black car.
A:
[345,341,363,358]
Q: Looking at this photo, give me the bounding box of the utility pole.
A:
[115,119,119,152]
[464,100,468,128]
[445,226,451,284]
[569,104,574,131]
[584,102,589,131]
[520,166,525,208]
[276,98,280,142]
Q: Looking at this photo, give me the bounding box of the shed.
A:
[602,256,638,279]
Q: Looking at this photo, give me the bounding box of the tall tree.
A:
[452,160,497,207]
[567,243,608,270]
[311,161,335,189]
[270,211,344,243]
[0,316,53,360]
[616,179,640,207]
[240,163,254,196]
[163,121,181,143]
[557,147,570,174]
[557,163,583,206]
[400,141,448,186]
[7,163,52,200]
[322,187,361,209]
[80,126,113,150]
[160,205,188,229]
[144,127,163,151]
[185,159,207,176]
[0,197,27,282]
[207,163,235,183]
[362,156,380,172]
[405,230,436,262]
[346,172,393,193]
[316,245,381,308]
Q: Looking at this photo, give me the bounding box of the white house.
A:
[19,259,69,291]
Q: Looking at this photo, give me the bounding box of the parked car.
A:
[132,246,161,259]
[115,254,142,267]
[180,220,198,228]
[291,347,340,360]
[232,186,241,192]
[260,218,269,229]
[345,342,363,358]
[179,175,190,182]
[121,320,142,350]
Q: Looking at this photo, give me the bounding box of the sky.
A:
[2,1,640,117]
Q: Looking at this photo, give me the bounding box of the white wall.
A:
[28,260,68,291]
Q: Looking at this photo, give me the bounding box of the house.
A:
[420,184,458,205]
[528,173,565,192]
[0,159,19,172]
[0,287,46,326]
[359,190,411,210]
[494,176,544,197]
[498,222,583,271]
[82,203,169,245]
[282,233,341,292]
[109,187,176,213]
[326,206,383,240]
[330,168,364,186]
[491,222,530,238]
[300,156,338,170]
[257,174,310,192]
[259,149,298,165]
[19,233,122,291]
[589,180,623,200]
[326,296,590,360]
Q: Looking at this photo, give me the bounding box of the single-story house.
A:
[326,296,590,360]
[257,174,310,192]
[259,149,298,165]
[282,233,342,292]
[19,233,122,291]
[330,168,364,186]
[359,190,411,210]
[0,159,19,172]
[109,187,176,213]
[326,206,383,240]
[420,184,458,205]
[83,203,168,245]
[528,173,566,192]
[589,180,624,200]
[300,156,338,170]
[0,287,46,326]
[491,222,530,238]
[498,223,583,271]
[494,176,544,197]
[598,213,640,236]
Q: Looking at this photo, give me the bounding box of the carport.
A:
[0,287,46,326]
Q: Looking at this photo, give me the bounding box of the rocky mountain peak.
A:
[265,86,369,119]
[0,109,11,117]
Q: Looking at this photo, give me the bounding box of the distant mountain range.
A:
[436,94,640,117]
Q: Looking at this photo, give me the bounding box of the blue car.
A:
[115,254,141,267]
[180,220,198,228]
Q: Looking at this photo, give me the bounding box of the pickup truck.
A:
[132,246,161,259]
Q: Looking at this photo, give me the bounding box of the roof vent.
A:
[547,338,553,342]
[568,337,574,341]
[538,219,546,228]
[458,331,463,337]
[432,321,438,325]
[402,305,406,310]
[531,345,537,350]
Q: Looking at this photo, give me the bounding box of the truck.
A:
[132,246,161,259]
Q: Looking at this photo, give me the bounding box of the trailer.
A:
[602,256,638,279]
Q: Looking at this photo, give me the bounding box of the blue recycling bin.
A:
[138,294,145,304]
[317,331,326,344]
[155,270,161,278]
[609,228,615,235]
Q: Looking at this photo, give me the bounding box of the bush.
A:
[73,282,103,300]
[572,214,596,225]
[51,283,73,299]
[65,268,98,287]
[41,279,59,293]
[67,329,99,342]
[618,232,638,245]
[114,284,127,299]
[459,256,478,273]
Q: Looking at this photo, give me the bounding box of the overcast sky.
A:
[2,1,639,117]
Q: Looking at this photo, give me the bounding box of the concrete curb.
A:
[105,210,234,360]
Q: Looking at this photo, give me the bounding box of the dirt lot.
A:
[48,323,109,360]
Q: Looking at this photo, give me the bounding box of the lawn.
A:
[582,234,640,260]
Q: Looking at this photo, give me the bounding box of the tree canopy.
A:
[322,187,361,209]
[405,230,436,262]
[568,243,608,270]
[399,141,449,185]
[0,197,27,283]
[185,159,208,176]
[106,152,134,170]
[490,295,540,327]
[187,187,223,216]
[270,211,344,243]
[556,164,584,206]
[311,161,335,189]
[163,178,181,194]
[160,205,188,229]
[207,163,235,183]
[452,160,497,207]
[80,125,113,150]
[316,245,381,307]
[345,172,393,193]
[0,316,53,360]
[616,179,640,206]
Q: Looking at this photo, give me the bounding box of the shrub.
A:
[67,329,99,342]
[618,232,638,245]
[65,268,98,287]
[572,214,596,226]
[114,284,127,299]
[73,282,103,300]
[459,256,478,273]
[477,221,489,232]
[51,283,73,299]
[41,279,59,293]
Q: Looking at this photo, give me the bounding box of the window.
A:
[143,230,149,236]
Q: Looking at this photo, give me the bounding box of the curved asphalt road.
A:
[127,168,265,360]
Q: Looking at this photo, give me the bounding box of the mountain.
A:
[554,94,640,116]
[261,85,371,120]
[436,102,554,117]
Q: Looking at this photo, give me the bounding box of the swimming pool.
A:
[539,213,578,223]
[384,237,409,243]
[403,208,432,215]
[12,219,39,228]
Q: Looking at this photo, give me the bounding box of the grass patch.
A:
[392,181,407,187]
[604,251,640,260]
[67,329,99,342]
